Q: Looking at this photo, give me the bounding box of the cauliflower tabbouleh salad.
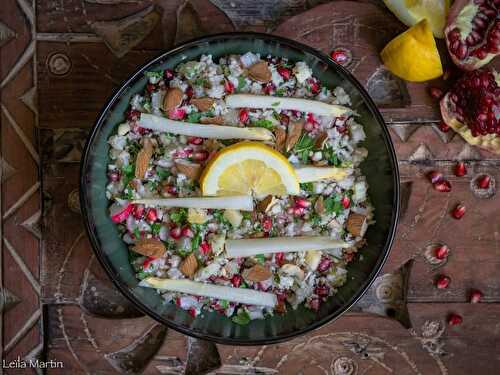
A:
[106,52,373,324]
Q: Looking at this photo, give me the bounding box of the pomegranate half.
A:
[444,0,499,71]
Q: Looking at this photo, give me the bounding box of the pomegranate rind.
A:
[445,0,500,71]
[440,93,500,155]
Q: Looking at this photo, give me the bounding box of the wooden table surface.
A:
[1,0,499,374]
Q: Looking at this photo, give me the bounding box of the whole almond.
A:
[132,238,166,257]
[135,142,154,179]
[346,213,368,237]
[191,97,216,112]
[200,116,224,125]
[175,160,202,180]
[179,253,198,277]
[274,126,286,152]
[257,195,277,213]
[314,131,329,149]
[163,87,184,111]
[248,61,272,82]
[314,196,325,215]
[243,264,272,282]
[286,120,304,152]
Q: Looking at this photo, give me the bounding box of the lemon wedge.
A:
[381,19,443,82]
[384,0,449,38]
[200,141,300,197]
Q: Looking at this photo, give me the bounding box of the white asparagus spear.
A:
[296,166,352,183]
[139,113,274,141]
[132,196,254,211]
[225,236,350,258]
[225,94,350,117]
[140,278,277,307]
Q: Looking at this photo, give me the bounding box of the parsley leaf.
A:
[323,145,342,166]
[191,225,202,252]
[232,310,251,325]
[309,212,321,226]
[219,300,229,309]
[213,209,230,227]
[271,101,281,107]
[150,223,162,236]
[324,195,343,215]
[254,254,266,264]
[133,227,141,240]
[170,208,188,225]
[300,182,314,193]
[187,112,203,123]
[252,119,274,130]
[144,71,163,79]
[237,76,246,91]
[194,77,208,87]
[293,134,314,163]
[157,168,170,181]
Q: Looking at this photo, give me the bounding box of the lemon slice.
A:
[381,19,443,82]
[200,141,300,197]
[383,0,449,38]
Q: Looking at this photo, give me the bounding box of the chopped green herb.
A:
[323,145,342,166]
[309,213,321,226]
[213,209,230,227]
[254,254,266,264]
[144,71,163,79]
[177,248,192,257]
[300,182,314,193]
[242,212,252,220]
[252,119,274,130]
[127,141,141,158]
[187,112,203,123]
[123,188,134,201]
[170,208,188,225]
[136,271,150,280]
[148,180,159,191]
[271,101,281,107]
[122,164,135,179]
[194,77,208,87]
[219,300,229,309]
[275,87,286,97]
[324,195,343,215]
[293,134,315,163]
[133,227,141,240]
[232,310,251,325]
[142,101,152,113]
[191,229,202,252]
[157,168,170,181]
[150,223,162,236]
[237,76,246,91]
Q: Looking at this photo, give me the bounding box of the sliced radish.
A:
[295,166,352,182]
[139,114,274,141]
[225,94,351,117]
[132,196,254,211]
[140,278,277,307]
[225,236,349,258]
[110,201,133,223]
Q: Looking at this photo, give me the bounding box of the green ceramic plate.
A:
[80,32,400,345]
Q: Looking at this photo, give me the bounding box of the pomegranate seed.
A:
[435,245,449,260]
[295,198,311,208]
[165,185,177,195]
[438,121,450,133]
[306,112,318,125]
[279,113,290,126]
[341,196,350,209]
[262,217,273,232]
[143,256,156,269]
[192,151,209,161]
[429,87,444,100]
[304,121,314,132]
[317,257,332,272]
[477,175,491,189]
[436,275,450,289]
[309,297,320,311]
[231,275,242,287]
[239,108,249,124]
[126,109,141,121]
[170,226,182,240]
[146,208,157,222]
[181,226,194,238]
[263,82,275,95]
[428,171,444,184]
[168,108,186,120]
[293,207,305,216]
[224,79,234,94]
[275,252,285,266]
[330,49,349,65]
[454,162,467,177]
[308,78,320,94]
[434,180,452,192]
[187,137,203,145]
[188,307,197,317]
[315,285,329,297]
[452,204,466,219]
[277,66,291,80]
[133,204,145,219]
[147,83,155,93]
[185,85,193,98]
[108,171,120,182]
[470,289,483,303]
[200,241,212,255]
[163,69,174,81]
[447,313,463,326]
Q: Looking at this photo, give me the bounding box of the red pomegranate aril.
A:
[454,162,467,177]
[262,217,273,232]
[436,275,451,289]
[275,252,285,266]
[168,108,186,120]
[165,185,177,195]
[341,196,351,209]
[429,87,444,100]
[470,289,483,303]
[146,83,155,93]
[163,69,174,81]
[293,207,305,216]
[263,82,275,95]
[308,78,320,94]
[187,137,203,145]
[448,313,463,326]
[143,256,156,269]
[309,297,320,311]
[317,257,332,272]
[435,245,450,260]
[231,275,242,287]
[108,171,120,182]
[133,204,145,219]
[304,121,314,132]
[200,241,212,255]
[315,285,329,298]
[428,171,444,184]
[434,180,452,192]
[477,175,491,189]
[295,198,311,208]
[277,66,291,80]
[146,208,157,222]
[185,85,193,98]
[192,151,209,162]
[169,226,182,240]
[127,109,141,121]
[181,226,194,238]
[438,121,450,132]
[239,108,249,124]
[452,204,466,219]
[224,79,234,94]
